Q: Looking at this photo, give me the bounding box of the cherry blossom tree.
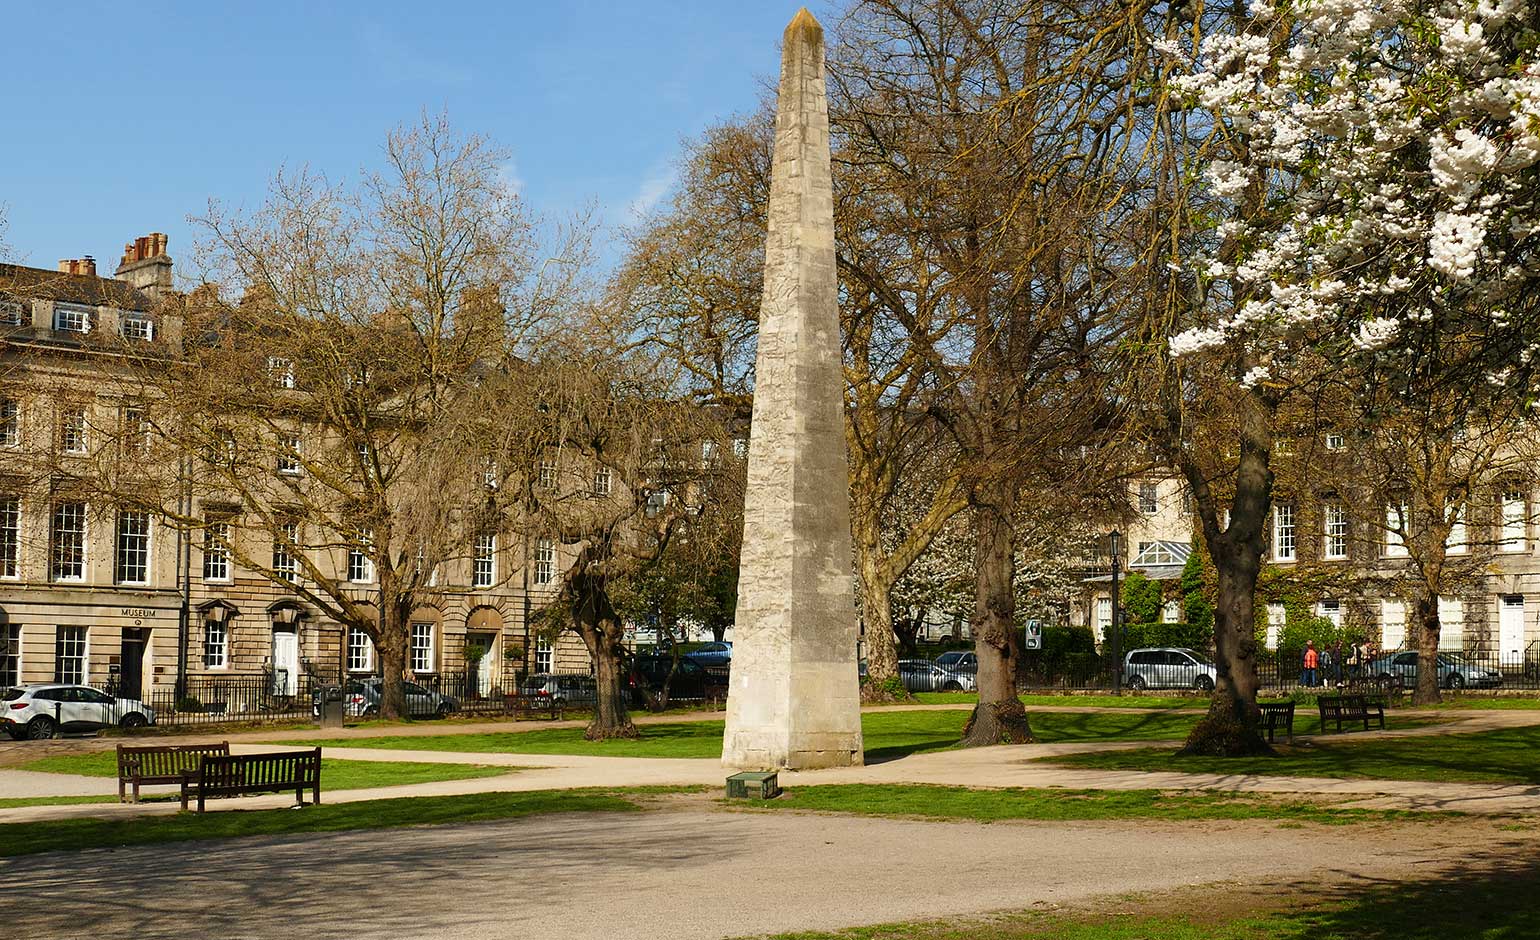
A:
[1138,0,1540,749]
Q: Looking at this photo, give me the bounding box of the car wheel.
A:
[1376,674,1397,691]
[119,713,148,730]
[434,702,452,718]
[1127,675,1147,691]
[1446,673,1465,690]
[943,681,963,692]
[26,716,57,740]
[1194,675,1215,692]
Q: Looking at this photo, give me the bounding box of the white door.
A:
[272,630,299,696]
[1500,596,1525,666]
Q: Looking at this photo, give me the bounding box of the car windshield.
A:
[1437,653,1468,666]
[936,652,962,664]
[1,688,22,701]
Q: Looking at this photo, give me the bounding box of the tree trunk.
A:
[961,502,1032,746]
[375,623,409,722]
[1411,593,1443,705]
[586,624,637,738]
[894,608,921,656]
[858,564,910,703]
[1179,543,1270,756]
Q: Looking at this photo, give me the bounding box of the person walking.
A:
[1302,640,1320,688]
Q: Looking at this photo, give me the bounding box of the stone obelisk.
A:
[722,8,863,771]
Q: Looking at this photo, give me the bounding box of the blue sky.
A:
[2,1,832,273]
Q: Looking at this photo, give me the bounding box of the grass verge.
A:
[740,783,1463,826]
[0,787,676,858]
[286,708,1432,759]
[18,753,514,791]
[1043,724,1540,785]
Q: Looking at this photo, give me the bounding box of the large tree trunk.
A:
[1411,594,1443,705]
[1178,400,1275,757]
[962,502,1032,746]
[585,624,637,738]
[1179,556,1270,755]
[573,577,638,739]
[374,617,409,722]
[858,562,910,703]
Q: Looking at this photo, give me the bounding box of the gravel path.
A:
[1,804,1526,940]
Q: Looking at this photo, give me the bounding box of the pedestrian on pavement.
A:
[1302,640,1320,688]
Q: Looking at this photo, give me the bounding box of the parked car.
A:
[314,677,458,719]
[630,654,729,705]
[933,650,978,673]
[519,673,598,707]
[1123,647,1217,691]
[1367,651,1504,690]
[1,684,156,739]
[898,659,975,692]
[683,641,733,666]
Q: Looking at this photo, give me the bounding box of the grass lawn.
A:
[741,783,1459,826]
[18,752,514,791]
[747,858,1540,939]
[291,708,1433,759]
[913,692,1207,709]
[0,794,118,809]
[0,787,658,858]
[1043,724,1540,785]
[288,710,1213,759]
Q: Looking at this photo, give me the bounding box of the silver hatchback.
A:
[1123,648,1217,691]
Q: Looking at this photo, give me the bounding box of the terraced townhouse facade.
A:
[0,235,589,708]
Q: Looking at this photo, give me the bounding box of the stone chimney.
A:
[115,232,173,299]
[57,256,97,277]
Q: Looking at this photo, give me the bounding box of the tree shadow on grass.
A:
[1030,709,1196,743]
[1258,846,1540,940]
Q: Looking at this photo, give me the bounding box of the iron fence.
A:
[146,671,324,726]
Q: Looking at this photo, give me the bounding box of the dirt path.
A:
[1,803,1528,940]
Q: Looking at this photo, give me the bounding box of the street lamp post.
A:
[1110,530,1122,696]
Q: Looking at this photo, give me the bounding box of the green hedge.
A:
[1119,621,1213,651]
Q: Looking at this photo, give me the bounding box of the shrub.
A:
[1120,573,1164,625]
[1120,621,1213,652]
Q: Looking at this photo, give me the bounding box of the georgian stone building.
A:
[1078,457,1540,667]
[0,234,588,706]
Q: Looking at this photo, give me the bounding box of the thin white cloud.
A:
[626,166,678,220]
[359,23,472,86]
[497,159,525,198]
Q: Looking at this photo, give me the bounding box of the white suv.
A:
[1,684,157,740]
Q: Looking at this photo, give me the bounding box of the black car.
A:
[630,654,729,705]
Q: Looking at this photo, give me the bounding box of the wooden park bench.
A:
[1258,700,1296,744]
[179,747,322,813]
[1317,694,1386,734]
[117,742,230,803]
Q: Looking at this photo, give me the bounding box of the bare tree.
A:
[94,115,593,719]
[496,342,741,739]
[830,0,1133,744]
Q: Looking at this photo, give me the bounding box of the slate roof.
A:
[0,263,155,311]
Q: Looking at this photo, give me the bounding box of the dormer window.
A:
[54,304,91,334]
[120,312,154,341]
[0,300,25,326]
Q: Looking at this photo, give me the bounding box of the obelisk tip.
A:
[784,7,823,45]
